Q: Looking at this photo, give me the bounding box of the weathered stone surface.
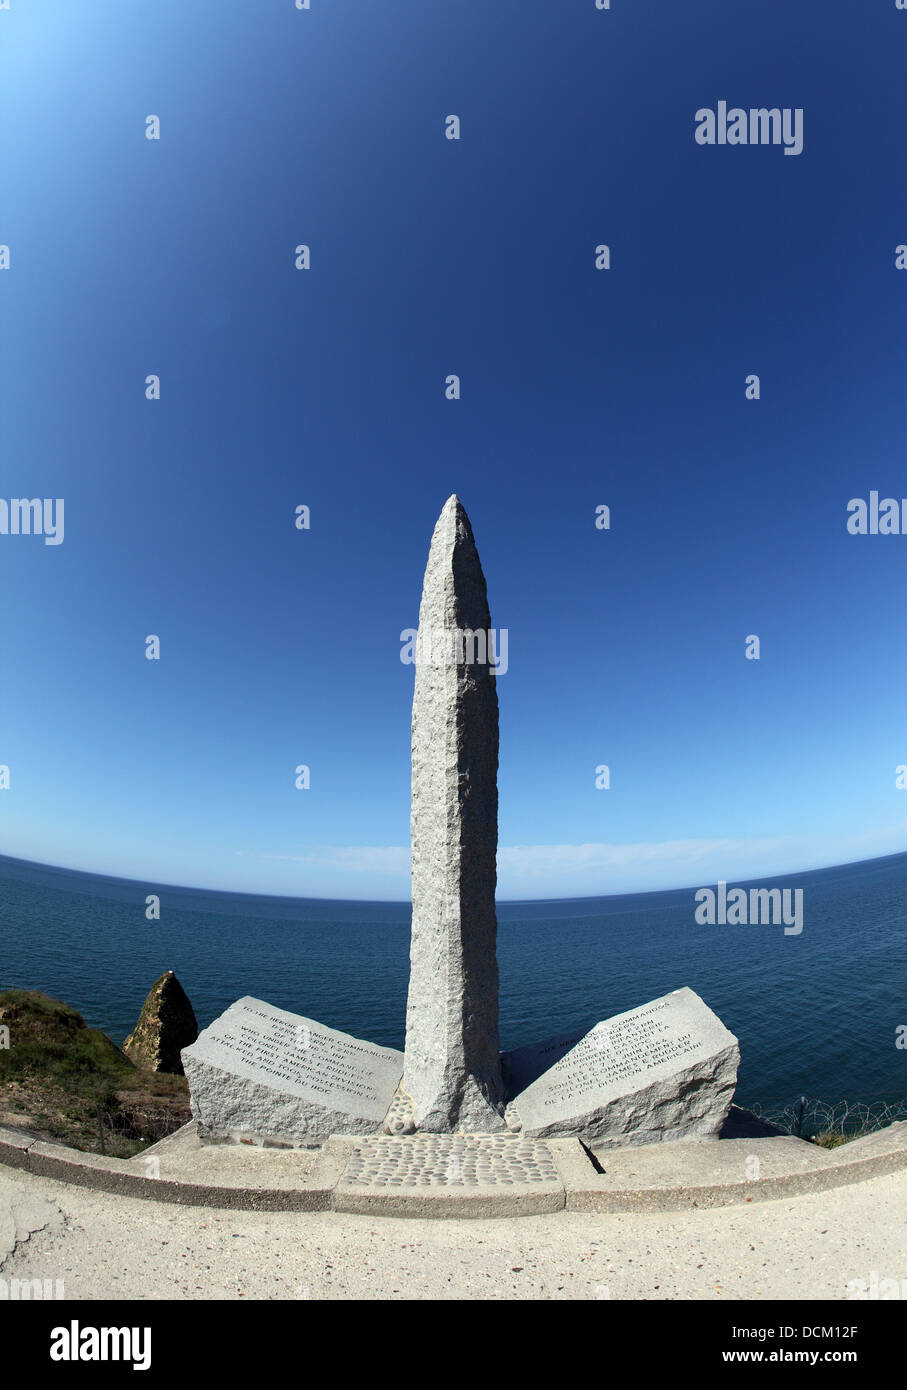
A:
[181,997,403,1147]
[339,1134,559,1188]
[123,970,198,1074]
[333,1134,564,1216]
[383,1084,417,1135]
[403,495,506,1132]
[510,987,739,1148]
[502,1026,588,1098]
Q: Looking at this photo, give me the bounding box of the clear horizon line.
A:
[1,844,905,908]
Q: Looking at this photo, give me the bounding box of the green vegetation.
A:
[812,1130,868,1150]
[0,989,190,1158]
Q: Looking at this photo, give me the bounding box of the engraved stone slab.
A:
[502,1028,588,1098]
[511,987,739,1148]
[333,1134,565,1216]
[181,997,403,1148]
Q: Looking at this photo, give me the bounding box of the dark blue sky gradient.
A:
[3,1,907,897]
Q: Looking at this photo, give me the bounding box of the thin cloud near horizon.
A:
[238,824,907,899]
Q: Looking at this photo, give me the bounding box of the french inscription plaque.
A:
[510,987,739,1147]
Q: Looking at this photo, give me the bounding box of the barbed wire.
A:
[751,1096,907,1140]
[93,1105,188,1153]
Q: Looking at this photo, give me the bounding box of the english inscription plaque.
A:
[182,997,404,1147]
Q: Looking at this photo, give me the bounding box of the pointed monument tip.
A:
[437,494,473,535]
[430,495,470,543]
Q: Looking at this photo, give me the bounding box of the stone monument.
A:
[402,495,506,1132]
[182,495,740,1150]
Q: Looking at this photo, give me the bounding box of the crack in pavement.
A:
[0,1173,62,1270]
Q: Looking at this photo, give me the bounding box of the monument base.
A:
[181,988,739,1152]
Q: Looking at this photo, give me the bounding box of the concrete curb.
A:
[569,1132,907,1213]
[1,1120,905,1218]
[0,1123,341,1212]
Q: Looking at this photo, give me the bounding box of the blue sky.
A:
[2,0,907,900]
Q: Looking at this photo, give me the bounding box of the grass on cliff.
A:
[0,989,190,1157]
[812,1130,865,1149]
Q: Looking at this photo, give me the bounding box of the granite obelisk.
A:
[402,495,507,1131]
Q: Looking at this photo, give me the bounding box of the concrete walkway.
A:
[1,1162,904,1300]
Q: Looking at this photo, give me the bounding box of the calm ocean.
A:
[1,850,905,1115]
